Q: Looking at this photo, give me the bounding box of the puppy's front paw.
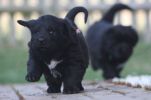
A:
[47,87,61,93]
[63,87,82,94]
[25,73,41,82]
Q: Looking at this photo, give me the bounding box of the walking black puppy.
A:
[86,3,138,79]
[17,7,89,94]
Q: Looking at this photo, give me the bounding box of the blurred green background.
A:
[0,41,151,84]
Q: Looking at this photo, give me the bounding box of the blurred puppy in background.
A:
[86,3,138,79]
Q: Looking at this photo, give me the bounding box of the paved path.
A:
[0,81,151,100]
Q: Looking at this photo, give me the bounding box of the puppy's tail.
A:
[101,3,132,23]
[65,6,88,24]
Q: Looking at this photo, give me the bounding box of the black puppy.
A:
[86,3,138,79]
[17,7,89,94]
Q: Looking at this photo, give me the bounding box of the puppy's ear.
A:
[17,20,30,27]
[125,26,138,46]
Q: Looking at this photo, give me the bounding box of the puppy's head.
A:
[17,7,88,58]
[18,16,69,55]
[103,25,138,63]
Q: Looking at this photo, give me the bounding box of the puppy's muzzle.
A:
[38,38,45,44]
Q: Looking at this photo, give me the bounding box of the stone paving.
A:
[0,81,151,100]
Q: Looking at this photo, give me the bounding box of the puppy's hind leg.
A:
[90,55,100,70]
[63,66,86,94]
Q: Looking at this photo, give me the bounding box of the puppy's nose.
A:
[38,38,44,43]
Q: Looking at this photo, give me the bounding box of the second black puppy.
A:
[86,3,138,79]
[17,7,89,94]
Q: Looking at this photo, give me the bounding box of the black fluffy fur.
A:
[86,3,138,79]
[17,7,89,94]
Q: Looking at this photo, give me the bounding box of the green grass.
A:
[0,47,27,83]
[0,42,151,84]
